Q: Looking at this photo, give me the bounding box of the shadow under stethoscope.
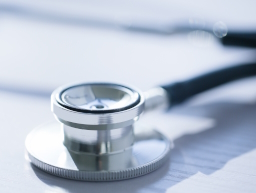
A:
[30,100,256,193]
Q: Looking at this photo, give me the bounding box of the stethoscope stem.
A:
[144,87,169,112]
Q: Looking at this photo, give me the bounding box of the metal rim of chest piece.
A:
[25,82,171,181]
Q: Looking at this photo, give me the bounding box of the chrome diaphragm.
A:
[51,83,144,130]
[58,83,140,113]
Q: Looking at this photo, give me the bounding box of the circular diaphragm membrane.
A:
[56,83,140,113]
[26,122,171,181]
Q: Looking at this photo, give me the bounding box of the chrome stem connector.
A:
[144,87,169,112]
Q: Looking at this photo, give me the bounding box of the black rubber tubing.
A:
[161,62,256,106]
[221,32,256,48]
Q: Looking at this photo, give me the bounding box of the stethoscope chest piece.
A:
[25,82,171,181]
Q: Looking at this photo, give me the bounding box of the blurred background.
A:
[1,0,256,92]
[1,0,256,193]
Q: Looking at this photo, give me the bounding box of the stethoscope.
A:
[0,0,254,182]
[10,2,255,181]
[25,62,256,181]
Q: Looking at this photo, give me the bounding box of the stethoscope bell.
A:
[26,82,170,181]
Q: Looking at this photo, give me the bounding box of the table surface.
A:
[0,0,256,192]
